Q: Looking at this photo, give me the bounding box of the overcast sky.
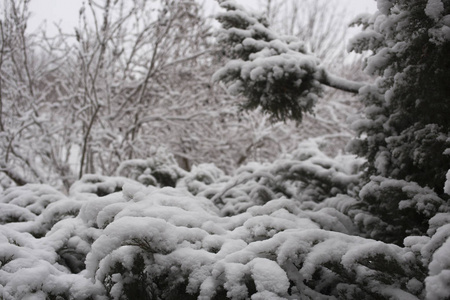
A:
[28,0,378,35]
[244,0,377,16]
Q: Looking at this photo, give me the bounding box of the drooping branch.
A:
[214,0,368,122]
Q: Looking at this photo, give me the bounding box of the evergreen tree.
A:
[347,0,450,193]
[214,0,450,242]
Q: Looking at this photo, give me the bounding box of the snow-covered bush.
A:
[84,185,419,299]
[117,148,188,188]
[355,176,448,245]
[0,141,446,299]
[0,184,102,299]
[0,184,80,238]
[193,140,364,216]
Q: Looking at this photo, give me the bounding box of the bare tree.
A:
[262,0,348,66]
[0,0,74,187]
[0,0,368,191]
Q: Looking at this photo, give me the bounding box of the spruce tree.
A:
[214,0,450,243]
[347,0,450,193]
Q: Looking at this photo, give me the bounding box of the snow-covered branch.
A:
[214,0,367,122]
[317,68,365,94]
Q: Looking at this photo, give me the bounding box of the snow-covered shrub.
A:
[117,149,187,188]
[0,186,104,299]
[0,184,63,217]
[0,148,401,298]
[70,174,142,198]
[178,163,231,197]
[422,214,450,300]
[198,140,364,216]
[0,145,449,298]
[76,176,420,299]
[0,184,80,238]
[355,176,448,245]
[0,225,103,299]
[402,212,450,300]
[273,140,364,202]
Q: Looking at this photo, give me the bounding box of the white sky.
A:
[28,0,377,35]
[243,0,377,15]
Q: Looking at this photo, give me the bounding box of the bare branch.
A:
[79,104,100,178]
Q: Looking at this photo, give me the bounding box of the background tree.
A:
[0,0,364,190]
[0,0,74,187]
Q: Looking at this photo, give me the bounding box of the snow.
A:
[321,71,365,93]
[221,262,250,298]
[445,170,450,195]
[379,286,420,300]
[425,0,445,20]
[377,0,394,15]
[428,237,450,277]
[249,258,289,295]
[426,270,450,300]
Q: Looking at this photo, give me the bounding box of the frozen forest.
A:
[0,0,450,299]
